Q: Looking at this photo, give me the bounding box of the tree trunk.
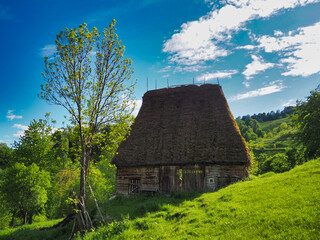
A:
[78,126,93,231]
[28,213,33,224]
[80,138,87,204]
[10,210,16,226]
[23,211,27,225]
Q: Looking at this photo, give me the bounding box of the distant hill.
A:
[235,112,305,174]
[237,106,295,123]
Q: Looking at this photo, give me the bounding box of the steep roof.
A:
[112,84,251,167]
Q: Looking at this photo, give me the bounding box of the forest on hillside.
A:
[235,86,319,175]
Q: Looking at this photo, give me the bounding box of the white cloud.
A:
[158,66,172,73]
[228,81,286,102]
[282,98,296,107]
[236,45,256,50]
[132,100,142,117]
[13,124,28,131]
[13,124,28,138]
[274,30,284,37]
[50,127,59,134]
[257,21,320,77]
[163,0,320,66]
[162,74,170,78]
[158,64,209,74]
[40,44,56,58]
[196,70,238,82]
[174,65,209,73]
[6,110,23,121]
[242,55,275,81]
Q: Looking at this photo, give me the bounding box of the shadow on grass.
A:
[102,191,202,221]
[0,221,73,240]
[1,192,202,240]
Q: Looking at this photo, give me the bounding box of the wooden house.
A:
[111,84,251,195]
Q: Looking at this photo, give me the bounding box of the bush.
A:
[260,153,291,173]
[270,154,291,173]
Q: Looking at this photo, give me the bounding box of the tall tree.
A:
[39,20,135,229]
[292,86,320,158]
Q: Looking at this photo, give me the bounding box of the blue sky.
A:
[0,0,319,146]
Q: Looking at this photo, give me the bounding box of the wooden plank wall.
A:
[181,165,205,192]
[204,165,249,191]
[159,166,180,194]
[116,164,249,195]
[116,167,159,195]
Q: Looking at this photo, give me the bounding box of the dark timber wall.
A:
[116,164,248,195]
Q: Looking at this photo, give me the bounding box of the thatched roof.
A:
[112,84,251,167]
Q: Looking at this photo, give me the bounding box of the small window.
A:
[209,178,215,184]
[129,179,140,195]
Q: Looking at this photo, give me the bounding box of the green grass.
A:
[80,159,320,239]
[2,159,319,240]
[0,218,72,240]
[259,117,291,132]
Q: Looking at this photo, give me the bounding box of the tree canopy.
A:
[292,86,320,158]
[13,119,55,171]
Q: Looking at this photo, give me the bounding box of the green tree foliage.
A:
[0,143,12,168]
[279,122,288,131]
[239,106,295,122]
[292,86,320,158]
[0,163,51,225]
[39,20,135,229]
[12,119,55,172]
[236,118,264,142]
[46,167,79,219]
[248,150,259,175]
[51,129,71,167]
[259,153,291,173]
[286,148,306,167]
[0,169,11,228]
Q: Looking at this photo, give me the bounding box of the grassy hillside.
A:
[249,117,297,156]
[259,117,290,131]
[77,158,320,239]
